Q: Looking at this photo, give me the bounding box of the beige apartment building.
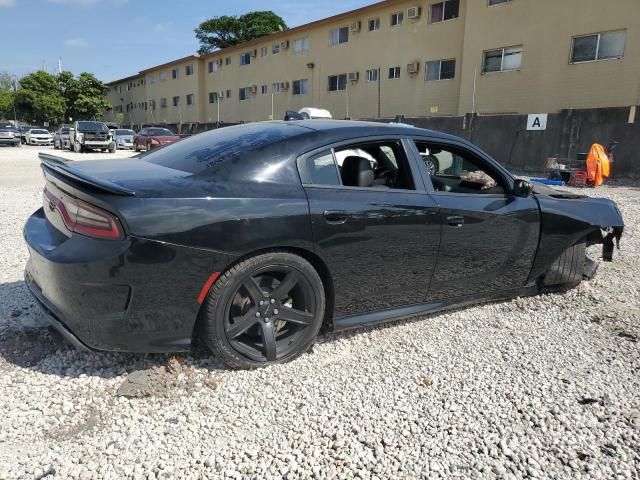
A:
[104,0,640,126]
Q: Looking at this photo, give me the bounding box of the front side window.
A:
[366,69,378,82]
[328,74,347,91]
[293,37,309,53]
[330,27,349,45]
[413,140,505,194]
[368,18,380,31]
[483,46,523,73]
[571,30,625,63]
[426,59,456,81]
[390,12,403,26]
[388,66,401,79]
[293,79,309,95]
[430,0,459,23]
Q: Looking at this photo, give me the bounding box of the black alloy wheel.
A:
[203,252,325,369]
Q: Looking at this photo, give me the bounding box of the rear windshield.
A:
[147,128,174,136]
[143,123,304,174]
[77,121,108,132]
[116,129,135,135]
[32,129,49,134]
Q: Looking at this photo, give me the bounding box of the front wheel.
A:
[202,252,325,369]
[543,240,586,288]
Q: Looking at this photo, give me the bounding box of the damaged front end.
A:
[527,183,624,283]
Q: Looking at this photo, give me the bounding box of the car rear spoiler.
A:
[39,153,136,197]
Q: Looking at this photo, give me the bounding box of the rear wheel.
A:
[202,252,325,369]
[543,240,586,288]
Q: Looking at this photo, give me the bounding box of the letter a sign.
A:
[527,114,548,131]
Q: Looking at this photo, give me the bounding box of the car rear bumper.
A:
[23,207,235,353]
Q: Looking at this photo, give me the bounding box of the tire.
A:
[202,252,326,369]
[109,143,116,153]
[543,240,586,288]
[134,143,139,152]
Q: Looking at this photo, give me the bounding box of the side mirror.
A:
[513,179,533,197]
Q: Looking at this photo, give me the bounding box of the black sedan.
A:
[24,121,624,368]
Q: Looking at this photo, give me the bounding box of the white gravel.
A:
[0,145,639,479]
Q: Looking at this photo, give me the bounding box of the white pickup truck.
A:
[69,121,115,153]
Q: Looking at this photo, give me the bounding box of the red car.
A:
[134,127,180,151]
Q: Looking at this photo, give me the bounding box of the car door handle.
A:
[446,216,465,227]
[323,210,349,225]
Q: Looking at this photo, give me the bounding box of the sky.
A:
[0,0,372,83]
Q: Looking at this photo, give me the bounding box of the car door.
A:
[298,137,441,318]
[409,137,540,301]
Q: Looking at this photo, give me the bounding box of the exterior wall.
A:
[103,0,640,125]
[104,76,147,125]
[458,0,640,114]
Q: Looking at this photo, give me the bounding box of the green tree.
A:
[0,89,14,119]
[60,71,111,120]
[14,71,66,124]
[195,11,287,54]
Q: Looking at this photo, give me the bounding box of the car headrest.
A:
[341,156,374,187]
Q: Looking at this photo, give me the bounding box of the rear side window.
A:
[143,123,305,174]
[306,151,340,186]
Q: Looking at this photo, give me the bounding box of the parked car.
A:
[25,128,53,146]
[24,121,624,368]
[0,124,20,147]
[113,129,135,150]
[69,121,115,153]
[133,127,179,151]
[17,125,34,144]
[53,126,72,150]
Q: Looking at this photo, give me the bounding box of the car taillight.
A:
[44,188,123,240]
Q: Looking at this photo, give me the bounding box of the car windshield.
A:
[116,129,135,135]
[77,121,108,133]
[32,129,49,134]
[147,128,175,136]
[143,123,304,174]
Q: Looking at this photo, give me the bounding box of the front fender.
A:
[527,191,624,284]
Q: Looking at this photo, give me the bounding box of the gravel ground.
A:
[0,145,638,480]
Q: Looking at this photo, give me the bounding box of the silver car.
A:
[113,129,135,150]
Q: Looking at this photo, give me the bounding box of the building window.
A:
[186,94,194,105]
[172,68,179,79]
[185,64,194,76]
[366,69,378,82]
[240,52,251,66]
[430,0,459,23]
[390,12,403,26]
[261,46,268,57]
[388,66,401,79]
[426,59,456,80]
[226,89,231,98]
[571,31,626,63]
[239,87,253,101]
[225,57,231,65]
[488,0,511,4]
[172,96,179,106]
[293,37,309,54]
[272,82,281,93]
[483,46,523,73]
[368,18,380,31]
[272,43,280,54]
[261,84,268,95]
[148,75,156,85]
[293,79,309,95]
[209,92,217,104]
[330,27,349,45]
[160,98,167,108]
[208,61,220,73]
[159,72,166,82]
[328,74,347,91]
